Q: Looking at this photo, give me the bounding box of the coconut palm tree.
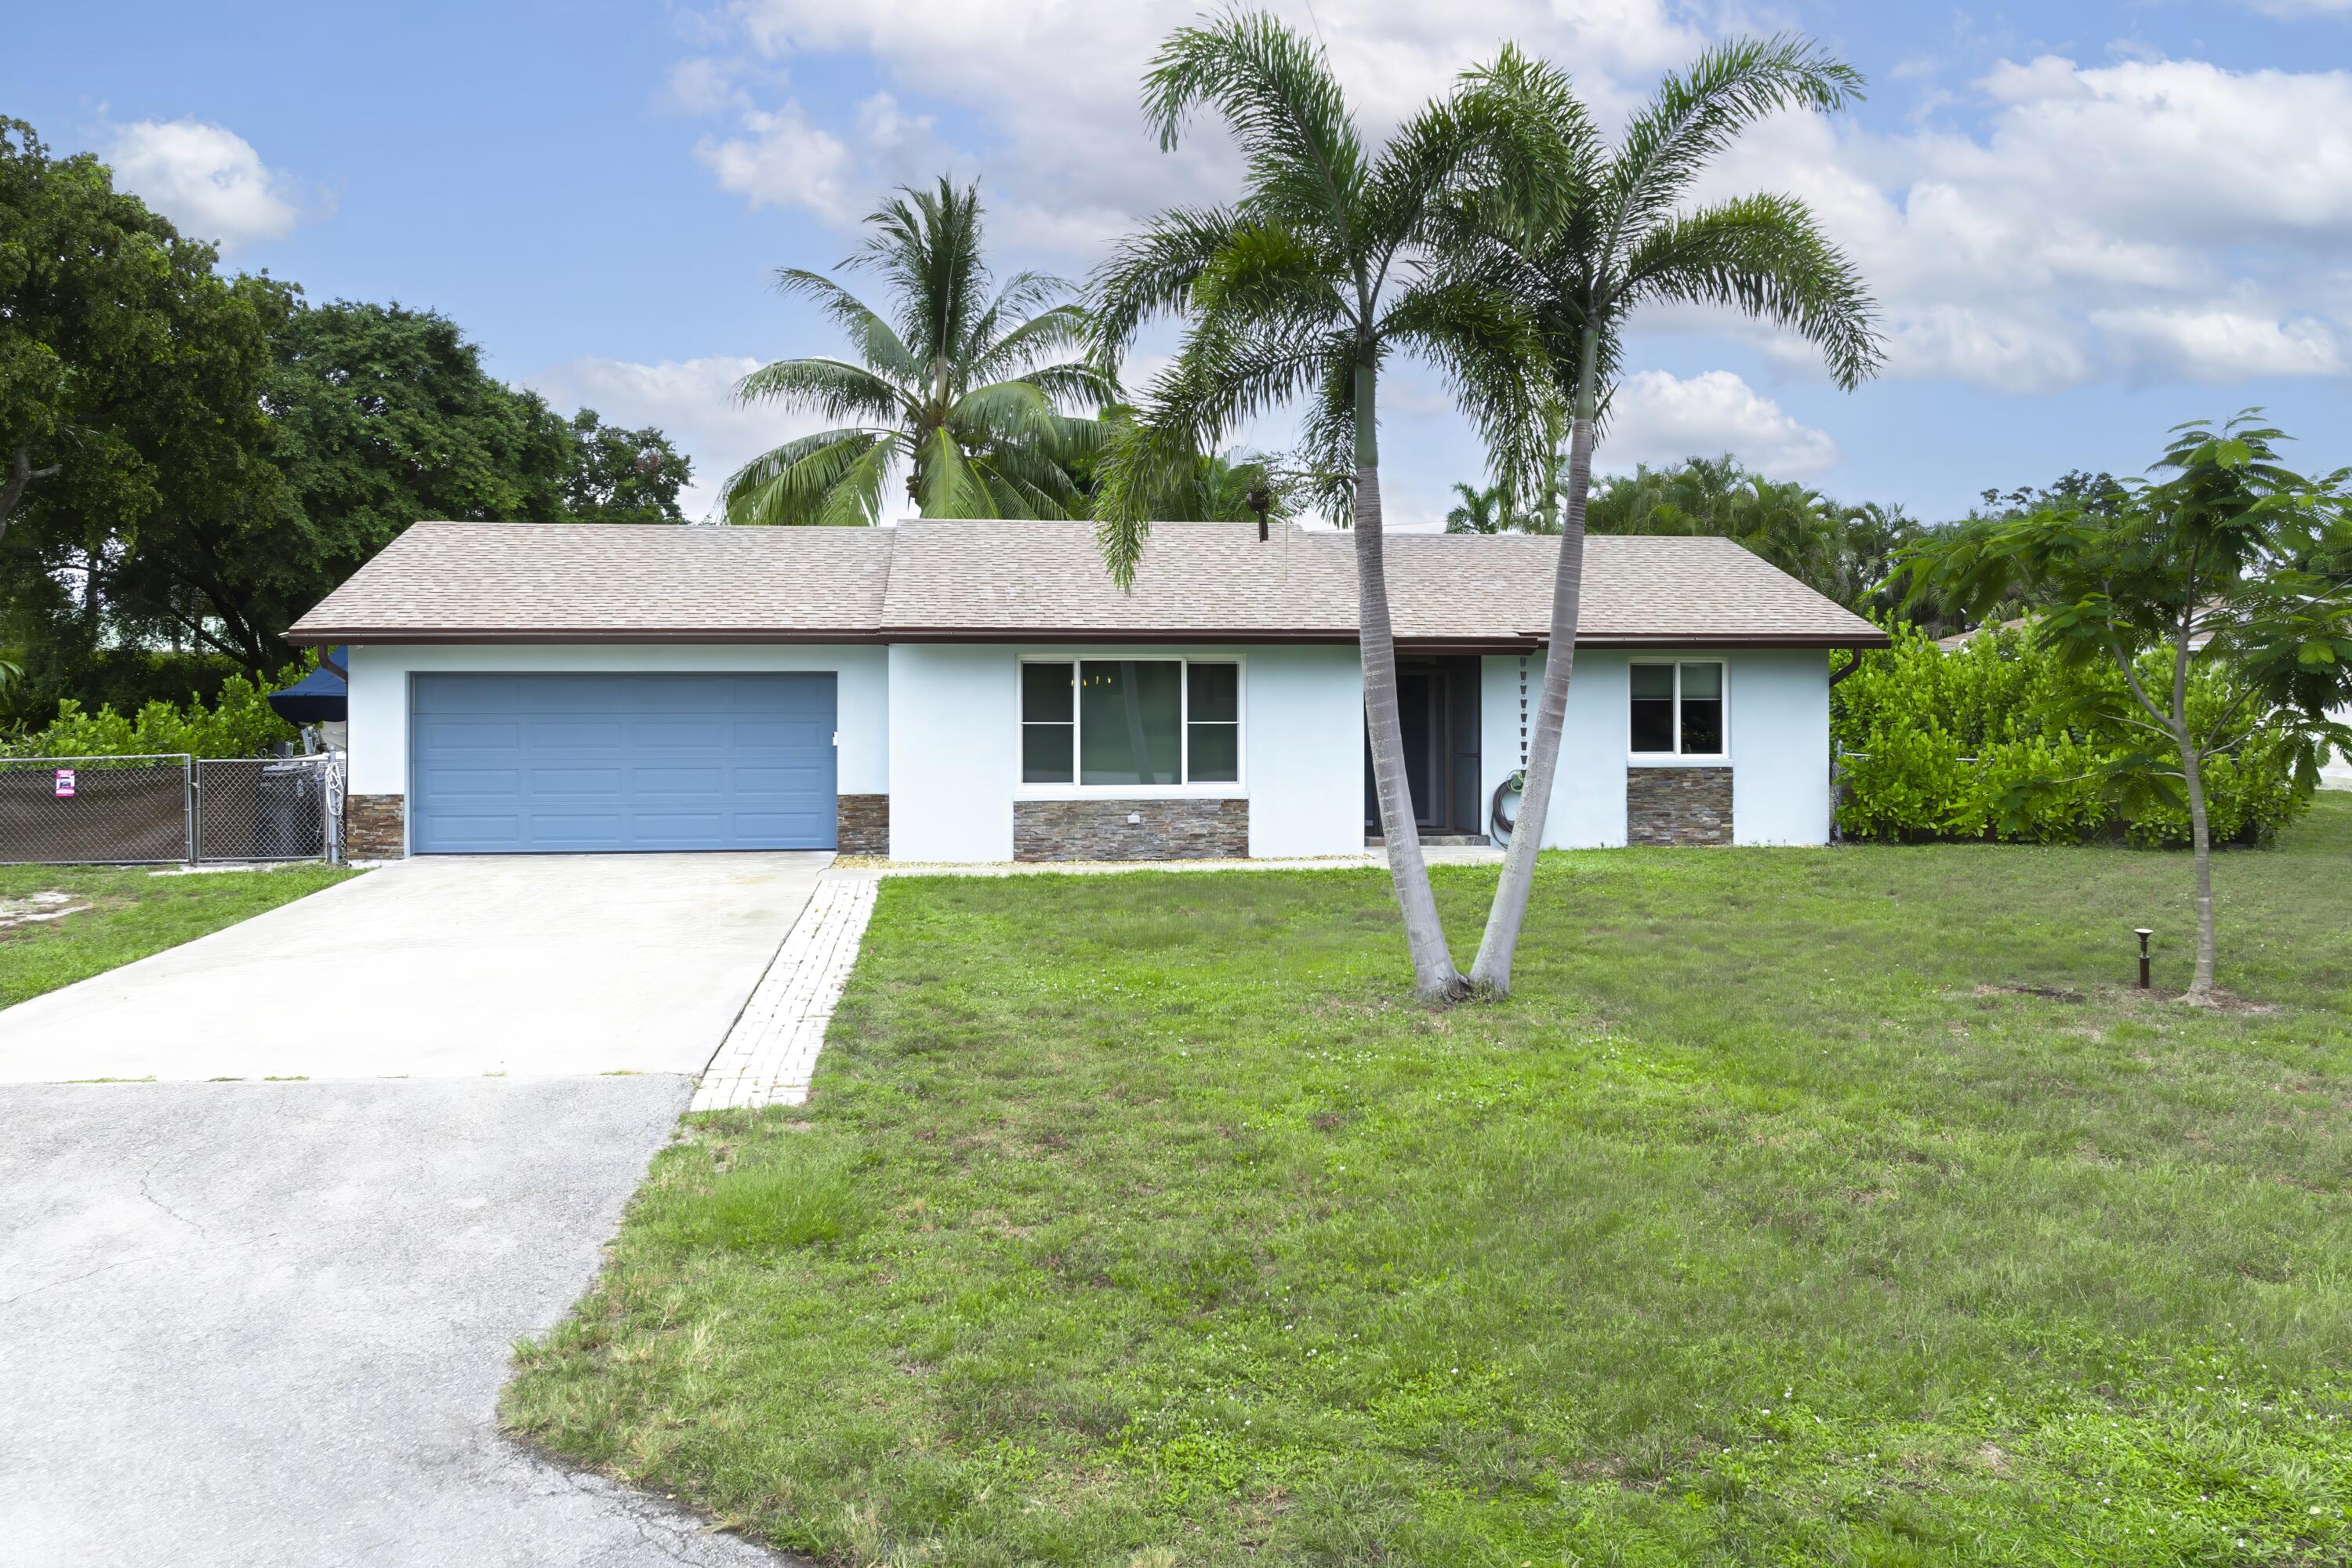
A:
[1091,12,1547,1002]
[725,177,1113,525]
[1454,39,1884,996]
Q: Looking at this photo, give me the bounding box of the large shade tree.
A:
[1454,39,1882,995]
[1893,415,2352,1002]
[1091,12,1544,1001]
[728,178,1112,525]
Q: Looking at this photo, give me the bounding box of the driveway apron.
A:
[0,854,822,1566]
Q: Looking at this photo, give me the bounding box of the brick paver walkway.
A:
[691,873,878,1112]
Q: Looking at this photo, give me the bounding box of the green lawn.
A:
[508,802,2352,1566]
[0,861,355,1010]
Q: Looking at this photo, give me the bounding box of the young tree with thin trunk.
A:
[1090,12,1547,1002]
[1449,41,1883,996]
[1893,414,2352,1002]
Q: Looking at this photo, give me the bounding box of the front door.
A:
[1365,657,1482,836]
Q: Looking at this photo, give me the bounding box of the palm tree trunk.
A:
[2180,730,2217,1001]
[1355,361,1463,1002]
[1469,332,1597,996]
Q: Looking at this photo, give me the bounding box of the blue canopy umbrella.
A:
[267,646,347,725]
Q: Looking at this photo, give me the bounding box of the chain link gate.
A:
[0,752,344,866]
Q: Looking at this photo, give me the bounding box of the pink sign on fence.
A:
[54,768,75,799]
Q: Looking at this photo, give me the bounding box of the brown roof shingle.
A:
[287,518,1889,648]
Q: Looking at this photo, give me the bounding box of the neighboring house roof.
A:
[286,519,1890,650]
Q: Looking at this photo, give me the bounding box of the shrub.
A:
[0,661,304,760]
[1831,626,2316,848]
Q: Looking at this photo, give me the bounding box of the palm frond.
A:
[848,176,991,365]
[723,429,898,527]
[734,356,912,425]
[771,270,924,386]
[1620,193,1883,389]
[1381,278,1551,509]
[1602,34,1865,270]
[1088,205,1245,353]
[1142,9,1367,241]
[963,304,1102,395]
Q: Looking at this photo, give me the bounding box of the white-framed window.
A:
[1019,656,1243,788]
[1629,660,1726,758]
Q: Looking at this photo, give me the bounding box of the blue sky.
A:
[11,0,2350,527]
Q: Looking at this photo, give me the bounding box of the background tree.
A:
[0,118,296,711]
[1893,414,2352,1002]
[562,409,691,523]
[93,298,580,676]
[1444,480,1508,533]
[728,178,1110,526]
[1090,11,1547,1000]
[1587,455,1853,598]
[1454,39,1882,995]
[1073,405,1294,524]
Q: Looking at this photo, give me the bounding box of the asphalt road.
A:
[0,1077,789,1567]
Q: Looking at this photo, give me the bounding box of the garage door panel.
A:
[411,673,838,853]
[526,767,626,796]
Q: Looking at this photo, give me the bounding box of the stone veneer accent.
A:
[836,793,889,856]
[347,793,406,859]
[1014,798,1250,862]
[1625,766,1733,847]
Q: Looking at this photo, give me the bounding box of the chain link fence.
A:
[0,752,343,866]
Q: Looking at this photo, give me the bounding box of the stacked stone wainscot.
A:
[1625,767,1733,847]
[835,793,889,856]
[347,793,406,859]
[1013,798,1249,862]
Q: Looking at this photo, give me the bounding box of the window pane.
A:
[1630,697,1675,753]
[1631,664,1675,700]
[1079,660,1181,785]
[1022,661,1074,723]
[1679,662,1723,753]
[1679,698,1723,755]
[1189,722,1239,782]
[1187,662,1239,724]
[1022,724,1073,782]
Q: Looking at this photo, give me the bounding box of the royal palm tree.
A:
[726,177,1112,524]
[1091,12,1545,1001]
[1456,39,1883,995]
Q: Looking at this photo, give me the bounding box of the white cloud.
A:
[105,118,300,251]
[692,0,1704,243]
[1697,54,2352,392]
[1600,370,1839,477]
[665,56,753,114]
[693,90,949,226]
[524,354,822,521]
[694,101,855,222]
[2090,303,2346,382]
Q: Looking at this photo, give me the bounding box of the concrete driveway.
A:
[0,853,823,1566]
[0,851,831,1082]
[0,1078,788,1567]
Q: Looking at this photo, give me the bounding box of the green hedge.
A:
[0,662,303,760]
[1831,626,2318,847]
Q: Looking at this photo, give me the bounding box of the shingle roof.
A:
[287,519,1889,648]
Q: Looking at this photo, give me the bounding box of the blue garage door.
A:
[410,673,837,853]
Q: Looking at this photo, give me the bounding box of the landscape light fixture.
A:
[2135,927,2153,990]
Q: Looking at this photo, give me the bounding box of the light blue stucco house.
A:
[288,519,1889,862]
